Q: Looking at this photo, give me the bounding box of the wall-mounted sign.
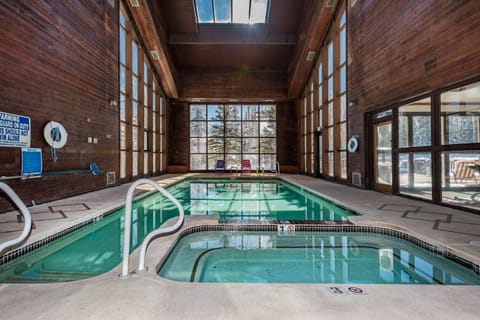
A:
[21,148,42,176]
[0,111,31,147]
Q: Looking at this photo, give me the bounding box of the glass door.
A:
[373,121,392,192]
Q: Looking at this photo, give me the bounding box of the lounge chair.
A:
[214,159,225,173]
[453,160,478,184]
[241,159,251,175]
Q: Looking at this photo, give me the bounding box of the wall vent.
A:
[325,0,335,7]
[424,58,437,72]
[352,172,361,187]
[151,50,159,60]
[130,0,140,7]
[106,171,116,186]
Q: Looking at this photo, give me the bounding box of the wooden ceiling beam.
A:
[169,25,296,46]
[287,0,336,99]
[128,0,178,98]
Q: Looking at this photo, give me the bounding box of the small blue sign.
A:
[0,111,31,147]
[21,148,42,176]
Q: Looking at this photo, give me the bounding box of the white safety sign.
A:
[0,111,31,147]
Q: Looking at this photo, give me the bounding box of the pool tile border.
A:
[169,224,480,275]
[0,217,98,266]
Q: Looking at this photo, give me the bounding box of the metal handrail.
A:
[276,161,280,175]
[120,179,184,278]
[0,182,32,256]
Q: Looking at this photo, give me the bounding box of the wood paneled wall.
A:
[0,0,119,212]
[276,100,299,172]
[167,101,189,170]
[179,68,288,100]
[347,0,480,186]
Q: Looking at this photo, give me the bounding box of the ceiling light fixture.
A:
[306,51,316,61]
[151,51,159,60]
[130,0,140,7]
[325,0,335,7]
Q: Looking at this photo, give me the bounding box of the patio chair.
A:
[241,159,251,175]
[453,160,478,184]
[214,159,225,173]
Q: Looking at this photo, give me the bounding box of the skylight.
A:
[195,0,269,24]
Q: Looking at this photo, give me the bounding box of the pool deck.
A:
[0,173,479,320]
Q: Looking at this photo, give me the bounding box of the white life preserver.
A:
[43,121,68,149]
[347,137,359,153]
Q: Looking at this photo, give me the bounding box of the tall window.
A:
[326,41,335,177]
[303,4,346,180]
[301,97,307,172]
[309,81,315,173]
[119,9,127,178]
[318,63,324,174]
[338,11,347,179]
[131,40,140,176]
[190,104,276,170]
[159,95,165,172]
[143,62,150,175]
[152,81,157,173]
[119,5,165,180]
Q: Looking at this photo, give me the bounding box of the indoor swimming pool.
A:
[159,228,480,284]
[0,178,353,283]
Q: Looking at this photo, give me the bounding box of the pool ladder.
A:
[0,182,32,256]
[120,179,184,278]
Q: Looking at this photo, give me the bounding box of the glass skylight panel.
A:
[233,0,249,23]
[250,0,268,24]
[195,0,269,24]
[196,0,214,23]
[214,0,231,23]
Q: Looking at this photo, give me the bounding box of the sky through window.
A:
[195,0,269,24]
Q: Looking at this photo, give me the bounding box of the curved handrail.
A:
[0,182,32,256]
[120,179,184,278]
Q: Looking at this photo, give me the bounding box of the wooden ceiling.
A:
[130,0,338,101]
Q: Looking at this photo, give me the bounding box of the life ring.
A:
[347,137,359,153]
[43,121,68,149]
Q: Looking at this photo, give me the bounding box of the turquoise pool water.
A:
[0,179,351,283]
[166,179,353,221]
[159,230,480,284]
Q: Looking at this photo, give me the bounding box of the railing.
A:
[276,161,280,176]
[120,179,184,278]
[0,182,32,256]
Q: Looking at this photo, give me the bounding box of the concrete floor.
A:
[0,173,479,320]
